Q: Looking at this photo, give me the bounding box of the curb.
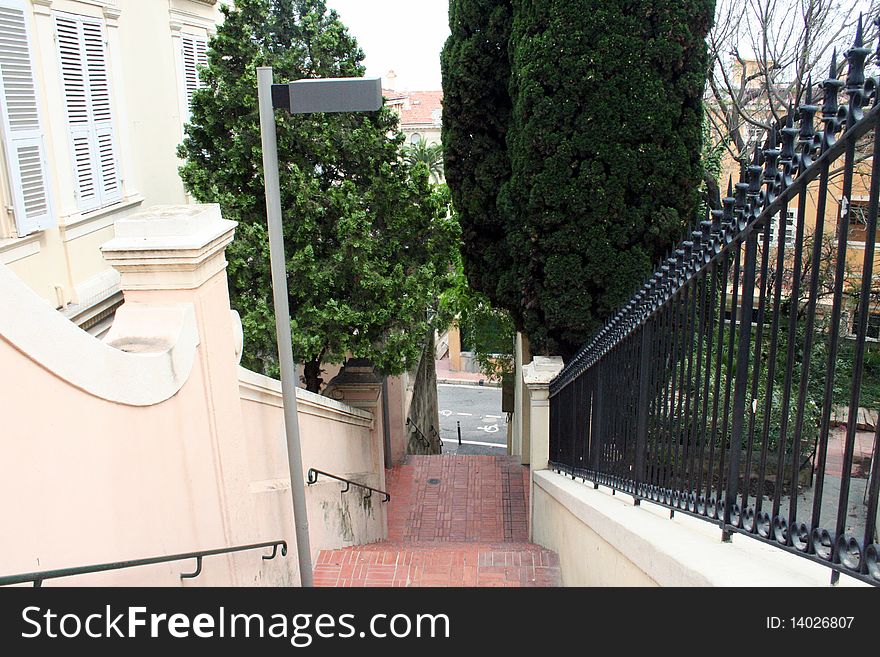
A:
[436,377,501,388]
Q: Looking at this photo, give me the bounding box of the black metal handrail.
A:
[430,424,443,453]
[306,468,390,502]
[0,540,287,587]
[406,417,442,453]
[548,21,880,586]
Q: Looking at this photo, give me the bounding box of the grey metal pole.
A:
[256,66,313,587]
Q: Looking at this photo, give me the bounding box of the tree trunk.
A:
[703,169,722,212]
[302,359,323,393]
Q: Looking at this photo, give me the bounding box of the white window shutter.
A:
[81,19,120,204]
[181,33,208,115]
[55,12,120,211]
[69,125,100,211]
[54,15,88,124]
[95,124,120,203]
[0,0,54,236]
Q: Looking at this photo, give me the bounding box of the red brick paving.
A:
[315,455,560,587]
[824,427,875,478]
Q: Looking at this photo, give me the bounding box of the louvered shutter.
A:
[181,33,208,114]
[0,0,54,236]
[81,18,119,205]
[55,12,120,211]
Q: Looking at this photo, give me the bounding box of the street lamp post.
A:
[255,67,382,587]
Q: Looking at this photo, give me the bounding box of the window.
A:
[746,124,764,145]
[55,11,121,213]
[851,308,880,340]
[0,0,54,236]
[409,132,421,144]
[180,32,208,114]
[844,199,875,244]
[770,207,797,247]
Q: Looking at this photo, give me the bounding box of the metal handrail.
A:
[430,424,443,453]
[0,540,287,587]
[407,417,441,452]
[306,468,390,502]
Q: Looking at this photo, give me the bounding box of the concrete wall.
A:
[532,470,870,587]
[0,204,387,586]
[239,368,387,556]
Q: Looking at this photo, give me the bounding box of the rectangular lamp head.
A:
[272,77,383,114]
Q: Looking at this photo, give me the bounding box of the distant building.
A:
[383,71,442,148]
[706,57,879,339]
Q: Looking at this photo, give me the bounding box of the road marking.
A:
[484,415,502,419]
[440,410,452,416]
[455,412,472,416]
[440,438,506,448]
[478,424,499,433]
[437,383,500,390]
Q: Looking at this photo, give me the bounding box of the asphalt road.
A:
[437,384,508,455]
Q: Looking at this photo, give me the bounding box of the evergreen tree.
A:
[179,0,458,391]
[442,0,714,358]
[403,137,444,183]
[440,0,515,310]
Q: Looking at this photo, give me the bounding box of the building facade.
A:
[709,62,879,340]
[384,81,442,147]
[0,0,224,333]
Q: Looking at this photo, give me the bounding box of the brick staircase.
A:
[314,455,561,587]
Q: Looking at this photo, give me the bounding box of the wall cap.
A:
[101,204,236,290]
[523,356,564,387]
[0,263,199,406]
[533,470,869,587]
[238,366,374,429]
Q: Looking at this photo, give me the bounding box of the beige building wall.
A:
[0,0,224,325]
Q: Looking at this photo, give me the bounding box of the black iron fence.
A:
[548,22,880,586]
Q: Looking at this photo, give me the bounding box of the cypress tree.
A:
[443,1,714,358]
[440,0,515,309]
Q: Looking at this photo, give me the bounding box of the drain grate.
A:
[427,478,441,485]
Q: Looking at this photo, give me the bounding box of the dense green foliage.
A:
[442,0,714,359]
[437,250,515,381]
[403,138,445,183]
[440,0,515,312]
[178,0,459,391]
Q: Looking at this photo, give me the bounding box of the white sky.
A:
[325,0,450,91]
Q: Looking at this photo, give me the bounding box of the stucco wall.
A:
[0,236,387,586]
[239,368,387,557]
[532,470,870,587]
[533,478,658,587]
[0,270,282,586]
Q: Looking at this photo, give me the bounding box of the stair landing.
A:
[314,455,561,587]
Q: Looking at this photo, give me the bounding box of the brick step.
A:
[337,455,560,586]
[314,542,560,588]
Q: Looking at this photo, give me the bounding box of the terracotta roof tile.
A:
[384,90,443,127]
